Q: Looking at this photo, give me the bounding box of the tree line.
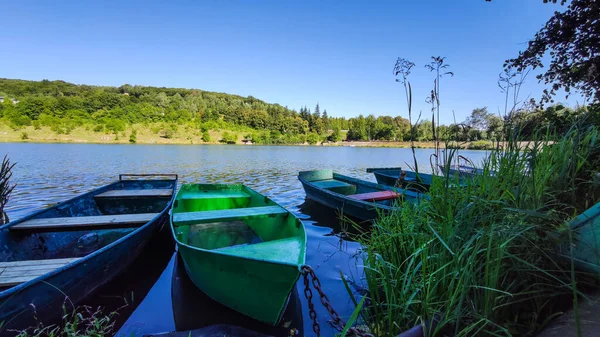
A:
[0,78,596,145]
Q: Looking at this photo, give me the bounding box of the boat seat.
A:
[0,257,80,287]
[215,237,303,265]
[173,205,287,226]
[94,189,173,198]
[179,191,250,200]
[348,191,400,202]
[10,213,158,231]
[312,179,357,194]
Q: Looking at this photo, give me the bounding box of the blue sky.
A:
[0,0,583,124]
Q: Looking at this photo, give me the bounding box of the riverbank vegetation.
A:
[358,121,600,337]
[353,0,600,335]
[11,304,120,337]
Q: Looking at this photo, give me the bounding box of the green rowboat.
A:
[298,169,421,222]
[170,184,306,325]
[559,201,600,276]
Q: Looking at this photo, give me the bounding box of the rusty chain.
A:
[301,265,373,337]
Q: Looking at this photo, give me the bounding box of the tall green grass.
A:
[358,122,600,336]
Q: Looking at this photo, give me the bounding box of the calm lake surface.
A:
[0,143,487,337]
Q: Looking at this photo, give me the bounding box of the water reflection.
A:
[0,143,488,336]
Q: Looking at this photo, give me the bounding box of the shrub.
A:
[202,130,211,142]
[357,122,600,337]
[220,131,237,144]
[306,132,320,145]
[468,140,494,150]
[20,132,28,140]
[129,130,137,144]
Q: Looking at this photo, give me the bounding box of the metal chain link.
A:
[301,265,374,337]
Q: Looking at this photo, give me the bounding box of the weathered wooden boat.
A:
[558,201,600,276]
[298,169,420,222]
[366,167,435,191]
[0,174,177,333]
[170,184,306,326]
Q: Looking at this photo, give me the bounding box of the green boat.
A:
[366,167,435,191]
[559,201,600,276]
[170,184,306,325]
[298,169,421,222]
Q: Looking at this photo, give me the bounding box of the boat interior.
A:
[0,179,175,290]
[172,184,304,265]
[300,169,418,207]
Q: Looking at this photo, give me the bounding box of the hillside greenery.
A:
[0,78,597,145]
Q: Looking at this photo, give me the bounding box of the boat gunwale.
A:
[298,171,420,211]
[170,184,307,269]
[0,178,178,298]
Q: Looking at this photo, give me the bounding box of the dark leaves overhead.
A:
[504,0,600,103]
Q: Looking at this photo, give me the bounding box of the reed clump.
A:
[359,121,600,336]
[11,303,121,337]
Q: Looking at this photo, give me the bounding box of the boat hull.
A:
[298,170,420,222]
[170,184,306,326]
[560,202,600,275]
[177,245,300,325]
[299,178,384,222]
[0,178,176,333]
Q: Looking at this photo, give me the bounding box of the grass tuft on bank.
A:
[358,121,600,336]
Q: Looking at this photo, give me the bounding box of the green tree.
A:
[322,109,329,130]
[306,132,320,145]
[129,130,137,143]
[505,0,600,103]
[328,125,342,142]
[202,130,211,142]
[466,107,491,130]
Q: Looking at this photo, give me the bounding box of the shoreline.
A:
[0,125,496,149]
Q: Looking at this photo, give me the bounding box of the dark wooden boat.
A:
[366,167,435,191]
[298,169,420,222]
[0,174,177,333]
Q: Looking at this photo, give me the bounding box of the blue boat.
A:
[441,164,485,177]
[366,167,436,191]
[298,169,420,222]
[0,174,177,333]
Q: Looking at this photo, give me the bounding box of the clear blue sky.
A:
[0,0,583,124]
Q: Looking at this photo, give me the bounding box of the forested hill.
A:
[0,78,359,144]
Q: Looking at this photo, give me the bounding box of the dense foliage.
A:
[360,121,600,337]
[505,0,600,104]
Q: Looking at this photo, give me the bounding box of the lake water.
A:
[0,143,487,337]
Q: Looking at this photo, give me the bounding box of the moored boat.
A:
[558,201,600,276]
[298,169,420,222]
[366,167,435,191]
[170,184,306,326]
[0,174,177,333]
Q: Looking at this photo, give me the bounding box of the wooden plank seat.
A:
[312,179,352,189]
[10,213,158,231]
[173,205,287,226]
[95,189,173,198]
[0,257,80,287]
[179,191,250,200]
[312,179,357,195]
[348,191,400,202]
